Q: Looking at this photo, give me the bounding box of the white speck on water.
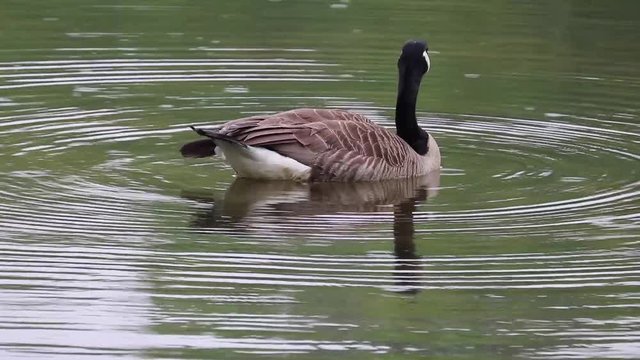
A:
[545,112,568,118]
[560,177,587,183]
[464,73,481,79]
[224,85,249,94]
[612,112,635,119]
[0,97,17,106]
[577,76,602,81]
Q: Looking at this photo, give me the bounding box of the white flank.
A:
[214,141,311,181]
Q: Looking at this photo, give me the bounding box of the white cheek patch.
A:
[423,50,431,72]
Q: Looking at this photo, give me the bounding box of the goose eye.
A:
[423,50,431,72]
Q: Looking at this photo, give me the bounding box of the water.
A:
[1,1,639,359]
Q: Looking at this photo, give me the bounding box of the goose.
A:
[180,39,440,182]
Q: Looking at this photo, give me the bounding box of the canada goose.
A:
[180,40,440,181]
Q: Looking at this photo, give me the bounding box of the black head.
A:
[398,40,431,75]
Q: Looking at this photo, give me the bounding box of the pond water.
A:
[1,1,639,359]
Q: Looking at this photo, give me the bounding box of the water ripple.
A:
[1,45,639,359]
[0,57,347,89]
[0,102,637,239]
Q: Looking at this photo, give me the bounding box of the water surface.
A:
[1,1,639,359]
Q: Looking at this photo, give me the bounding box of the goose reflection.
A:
[183,171,440,293]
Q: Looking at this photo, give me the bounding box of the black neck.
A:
[395,66,428,155]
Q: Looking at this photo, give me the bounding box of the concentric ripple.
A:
[0,92,638,251]
[1,45,639,359]
[0,57,343,89]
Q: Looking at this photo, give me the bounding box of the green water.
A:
[1,1,639,359]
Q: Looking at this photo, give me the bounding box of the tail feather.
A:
[190,126,247,147]
[180,139,217,158]
[180,126,249,158]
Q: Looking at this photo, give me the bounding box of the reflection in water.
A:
[183,171,440,293]
[393,200,421,293]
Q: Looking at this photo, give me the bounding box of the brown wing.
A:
[220,108,373,145]
[219,108,419,181]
